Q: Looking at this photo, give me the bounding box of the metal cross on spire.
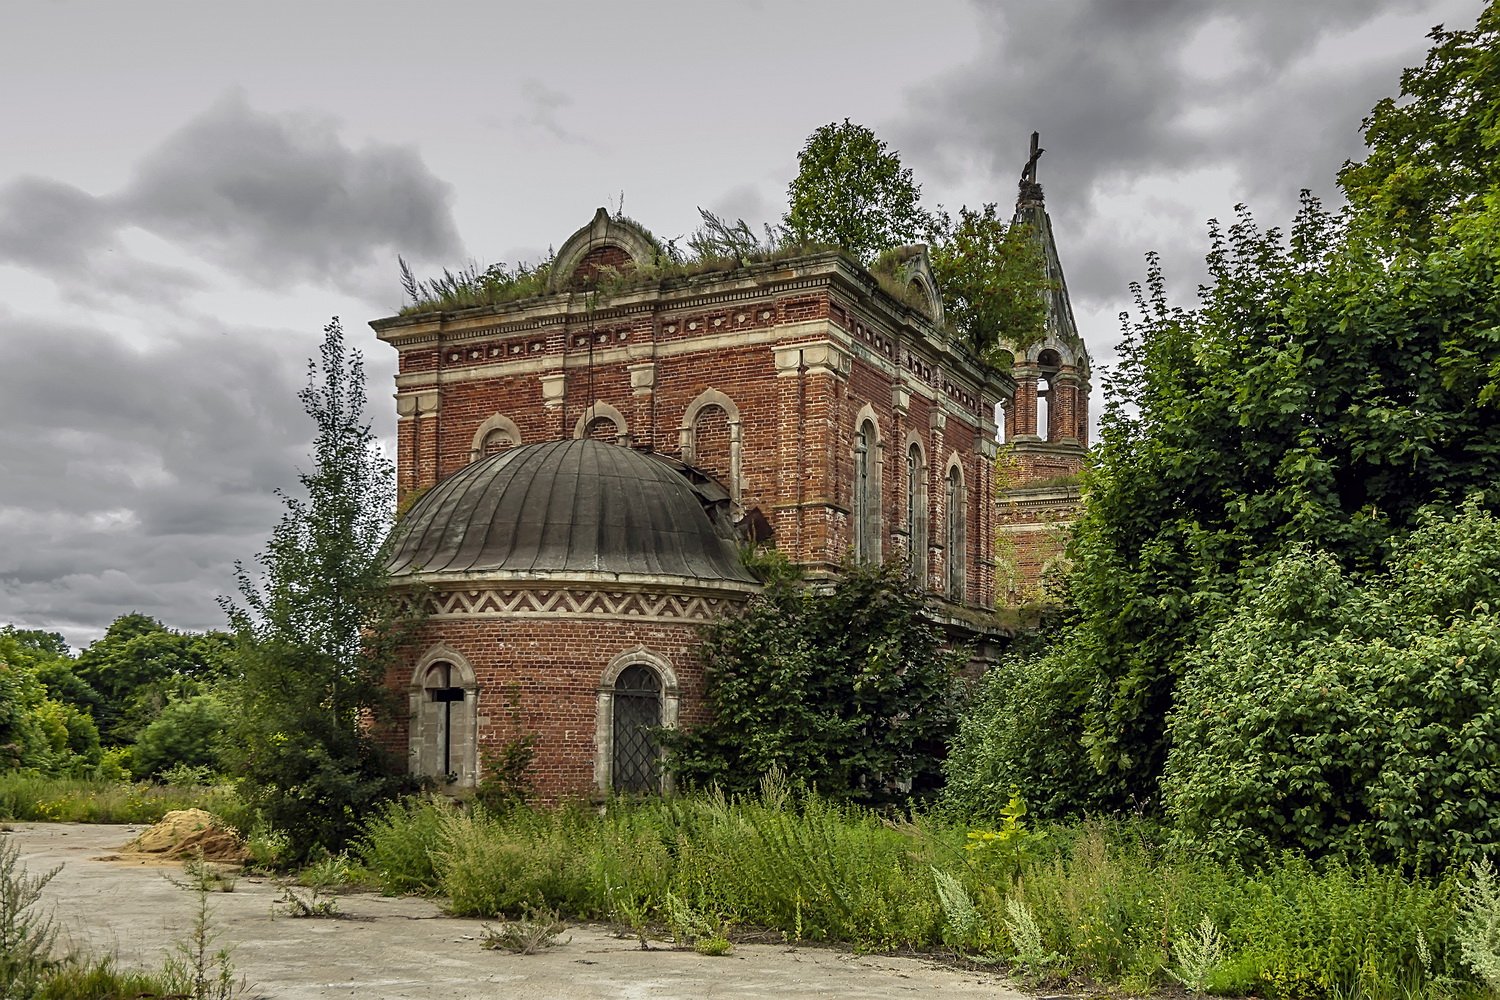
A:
[1021,131,1044,184]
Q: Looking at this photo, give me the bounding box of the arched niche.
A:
[572,401,629,445]
[469,413,523,463]
[679,388,742,502]
[894,245,945,325]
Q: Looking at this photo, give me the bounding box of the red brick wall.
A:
[386,274,1000,608]
[386,613,715,802]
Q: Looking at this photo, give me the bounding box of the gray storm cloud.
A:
[0,314,314,644]
[0,91,463,302]
[896,0,1478,314]
[118,91,463,292]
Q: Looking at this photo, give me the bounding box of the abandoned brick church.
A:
[370,165,1090,799]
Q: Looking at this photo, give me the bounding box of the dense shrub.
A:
[663,563,963,805]
[943,636,1121,821]
[131,694,229,780]
[1165,501,1500,867]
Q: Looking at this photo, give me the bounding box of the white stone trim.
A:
[572,400,629,444]
[468,413,522,463]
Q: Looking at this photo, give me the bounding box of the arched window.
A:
[409,648,477,787]
[469,413,523,464]
[906,442,927,581]
[946,462,966,602]
[611,665,662,794]
[595,649,680,797]
[482,428,516,455]
[572,402,628,445]
[853,417,881,563]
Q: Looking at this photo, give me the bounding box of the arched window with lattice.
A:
[594,649,680,796]
[853,415,882,564]
[906,440,927,581]
[945,460,966,602]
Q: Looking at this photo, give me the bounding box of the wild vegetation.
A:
[395,119,1051,358]
[350,785,1500,998]
[662,562,962,805]
[4,7,1500,1000]
[946,0,1500,835]
[219,317,419,861]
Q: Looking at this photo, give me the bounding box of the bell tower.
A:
[996,133,1091,604]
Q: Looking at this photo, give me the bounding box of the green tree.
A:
[783,120,932,262]
[664,563,963,805]
[1337,2,1500,248]
[221,317,414,859]
[948,2,1500,817]
[73,614,230,745]
[1164,501,1500,868]
[131,693,230,780]
[928,203,1050,357]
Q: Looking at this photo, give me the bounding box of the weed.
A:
[161,869,242,999]
[244,822,291,871]
[299,852,352,892]
[1003,896,1062,984]
[272,882,342,919]
[932,867,980,950]
[1167,914,1224,993]
[694,932,734,957]
[1457,858,1500,992]
[0,837,60,998]
[662,890,734,955]
[160,763,218,788]
[170,851,237,893]
[354,796,451,894]
[480,906,569,954]
[607,883,653,950]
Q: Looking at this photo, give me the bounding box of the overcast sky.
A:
[0,0,1483,648]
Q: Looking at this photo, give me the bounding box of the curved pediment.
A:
[547,208,663,291]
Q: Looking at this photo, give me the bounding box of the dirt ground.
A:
[4,822,1027,1000]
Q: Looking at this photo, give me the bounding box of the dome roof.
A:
[388,439,757,587]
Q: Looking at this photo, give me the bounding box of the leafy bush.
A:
[663,562,963,805]
[943,639,1121,821]
[131,694,229,780]
[1165,501,1500,867]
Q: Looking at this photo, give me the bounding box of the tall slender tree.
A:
[222,317,414,858]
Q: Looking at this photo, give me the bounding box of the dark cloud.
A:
[0,177,117,272]
[118,91,463,295]
[0,313,318,646]
[897,0,1479,314]
[0,93,463,307]
[0,176,204,304]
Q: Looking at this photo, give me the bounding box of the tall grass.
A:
[356,786,1490,997]
[0,773,246,829]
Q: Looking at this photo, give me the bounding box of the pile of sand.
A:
[120,808,247,864]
